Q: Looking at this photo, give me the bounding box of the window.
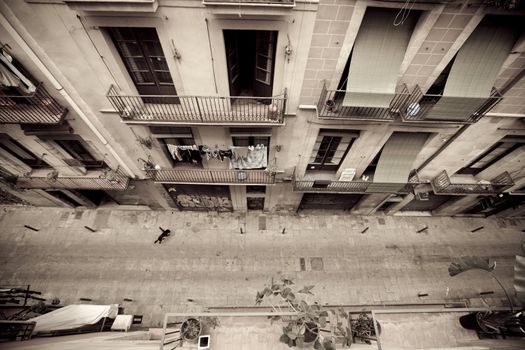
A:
[247,185,266,194]
[308,130,357,171]
[458,141,523,175]
[53,139,104,168]
[159,130,198,166]
[0,136,49,168]
[108,27,177,97]
[232,136,270,147]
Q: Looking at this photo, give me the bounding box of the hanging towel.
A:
[229,145,267,170]
[166,144,182,161]
[230,146,250,160]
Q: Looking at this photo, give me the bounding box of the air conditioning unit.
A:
[339,168,356,181]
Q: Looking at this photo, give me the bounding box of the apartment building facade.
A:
[0,0,524,217]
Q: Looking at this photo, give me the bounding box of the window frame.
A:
[0,137,50,169]
[307,131,356,171]
[457,141,522,175]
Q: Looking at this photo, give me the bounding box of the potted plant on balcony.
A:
[351,312,380,344]
[325,99,339,113]
[256,278,350,349]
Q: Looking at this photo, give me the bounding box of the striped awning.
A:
[343,8,418,108]
[372,132,428,189]
[424,18,517,121]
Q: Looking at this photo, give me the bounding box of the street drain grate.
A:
[299,258,306,271]
[310,257,324,271]
[74,211,83,220]
[258,216,266,230]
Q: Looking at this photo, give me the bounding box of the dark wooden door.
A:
[224,31,241,96]
[109,27,177,100]
[254,31,277,98]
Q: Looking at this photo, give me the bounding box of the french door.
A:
[109,27,178,102]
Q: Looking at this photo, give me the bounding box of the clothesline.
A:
[165,144,268,170]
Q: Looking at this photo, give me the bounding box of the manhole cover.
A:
[378,218,385,225]
[310,257,324,271]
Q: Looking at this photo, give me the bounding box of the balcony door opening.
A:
[223,30,277,98]
[108,27,178,104]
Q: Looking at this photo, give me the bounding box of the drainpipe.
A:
[0,9,135,178]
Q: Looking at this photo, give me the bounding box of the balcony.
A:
[317,84,411,121]
[107,85,286,125]
[400,85,502,123]
[431,170,514,195]
[147,168,276,185]
[0,84,67,125]
[16,169,129,191]
[292,176,417,194]
[63,0,159,12]
[203,0,294,5]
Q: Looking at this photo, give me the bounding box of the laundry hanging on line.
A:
[165,144,267,170]
[229,145,267,170]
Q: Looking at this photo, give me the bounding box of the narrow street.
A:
[0,206,523,327]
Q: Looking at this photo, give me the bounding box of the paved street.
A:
[0,206,523,327]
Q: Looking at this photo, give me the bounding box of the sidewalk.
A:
[0,206,523,327]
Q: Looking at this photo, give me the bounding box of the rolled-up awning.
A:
[424,18,517,121]
[343,8,418,108]
[371,132,428,189]
[0,61,21,87]
[0,50,36,93]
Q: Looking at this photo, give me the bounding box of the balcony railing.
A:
[317,83,411,121]
[0,83,67,124]
[292,176,417,194]
[16,169,129,190]
[148,168,276,185]
[431,170,514,195]
[401,85,502,123]
[203,0,295,6]
[107,85,286,125]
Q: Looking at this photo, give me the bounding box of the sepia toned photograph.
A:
[0,0,524,349]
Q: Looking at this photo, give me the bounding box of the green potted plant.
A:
[256,278,350,349]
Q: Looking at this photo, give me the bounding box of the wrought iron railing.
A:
[317,83,411,121]
[16,169,129,190]
[107,85,286,124]
[0,83,67,124]
[401,85,502,123]
[292,174,418,194]
[148,168,276,185]
[431,170,514,195]
[203,0,295,5]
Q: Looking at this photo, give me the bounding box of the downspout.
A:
[0,9,135,178]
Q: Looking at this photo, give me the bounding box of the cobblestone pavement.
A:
[0,206,523,327]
